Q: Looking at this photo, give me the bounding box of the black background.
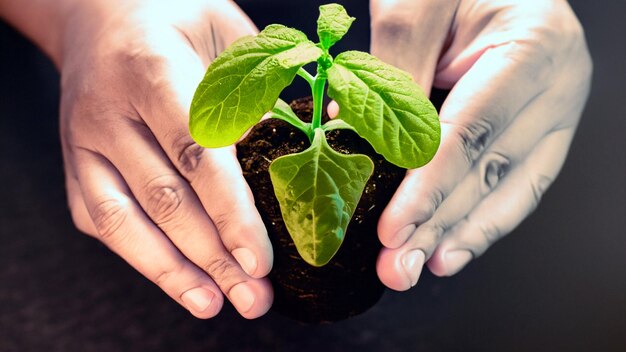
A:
[1,0,624,351]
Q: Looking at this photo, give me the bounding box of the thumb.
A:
[370,0,459,92]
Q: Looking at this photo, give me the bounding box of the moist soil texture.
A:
[237,97,405,323]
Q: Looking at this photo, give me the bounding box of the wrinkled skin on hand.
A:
[60,0,273,319]
[53,0,592,316]
[366,0,593,290]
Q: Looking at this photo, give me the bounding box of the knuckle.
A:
[548,1,586,51]
[501,38,555,85]
[407,222,445,258]
[210,210,259,243]
[480,152,511,194]
[154,261,186,287]
[203,257,241,289]
[453,120,495,166]
[91,198,130,241]
[429,186,446,214]
[422,222,446,243]
[114,49,169,91]
[476,220,502,247]
[413,186,445,223]
[169,131,205,177]
[143,174,185,226]
[372,13,415,43]
[211,210,232,236]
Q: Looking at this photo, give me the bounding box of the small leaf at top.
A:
[269,129,374,266]
[190,25,323,148]
[327,51,441,169]
[317,4,355,50]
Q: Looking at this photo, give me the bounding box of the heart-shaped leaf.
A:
[190,25,322,148]
[327,51,441,169]
[269,129,374,266]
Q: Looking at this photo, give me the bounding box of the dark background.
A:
[1,0,624,351]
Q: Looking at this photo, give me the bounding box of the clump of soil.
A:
[237,97,405,323]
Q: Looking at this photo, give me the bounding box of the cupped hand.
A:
[60,0,273,318]
[369,0,592,290]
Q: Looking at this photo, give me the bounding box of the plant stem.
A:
[311,70,327,130]
[297,67,315,89]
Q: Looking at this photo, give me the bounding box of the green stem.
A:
[311,71,327,130]
[297,67,315,89]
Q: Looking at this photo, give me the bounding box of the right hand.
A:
[369,0,592,290]
[60,0,273,319]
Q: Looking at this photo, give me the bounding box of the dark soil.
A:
[237,97,405,323]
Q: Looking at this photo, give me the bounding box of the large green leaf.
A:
[327,51,441,169]
[269,129,373,266]
[317,4,354,50]
[189,25,322,147]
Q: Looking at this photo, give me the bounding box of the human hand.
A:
[369,0,592,290]
[59,0,273,318]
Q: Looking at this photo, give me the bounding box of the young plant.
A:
[189,4,440,267]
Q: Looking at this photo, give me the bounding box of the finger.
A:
[378,40,554,249]
[131,39,273,279]
[327,100,339,119]
[73,148,223,319]
[427,127,576,276]
[417,84,562,238]
[377,127,574,290]
[145,84,273,279]
[65,171,97,236]
[392,46,590,263]
[370,0,459,90]
[376,100,548,290]
[61,137,98,236]
[98,121,272,318]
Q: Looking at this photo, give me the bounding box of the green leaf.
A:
[269,129,373,266]
[317,4,355,50]
[190,24,323,148]
[327,51,441,169]
[321,118,356,133]
[270,99,311,137]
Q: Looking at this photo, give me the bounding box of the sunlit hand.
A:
[369,0,592,290]
[58,0,273,318]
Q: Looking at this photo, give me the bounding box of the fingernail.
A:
[445,250,473,276]
[393,224,416,247]
[232,248,258,276]
[401,249,425,288]
[181,287,215,313]
[230,282,255,313]
[327,100,339,118]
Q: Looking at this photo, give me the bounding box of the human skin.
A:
[364,0,593,290]
[1,0,592,318]
[0,0,273,319]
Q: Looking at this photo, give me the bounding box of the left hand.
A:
[368,0,592,290]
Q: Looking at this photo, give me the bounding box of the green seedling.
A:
[189,4,440,266]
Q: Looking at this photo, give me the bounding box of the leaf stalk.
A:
[297,67,315,89]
